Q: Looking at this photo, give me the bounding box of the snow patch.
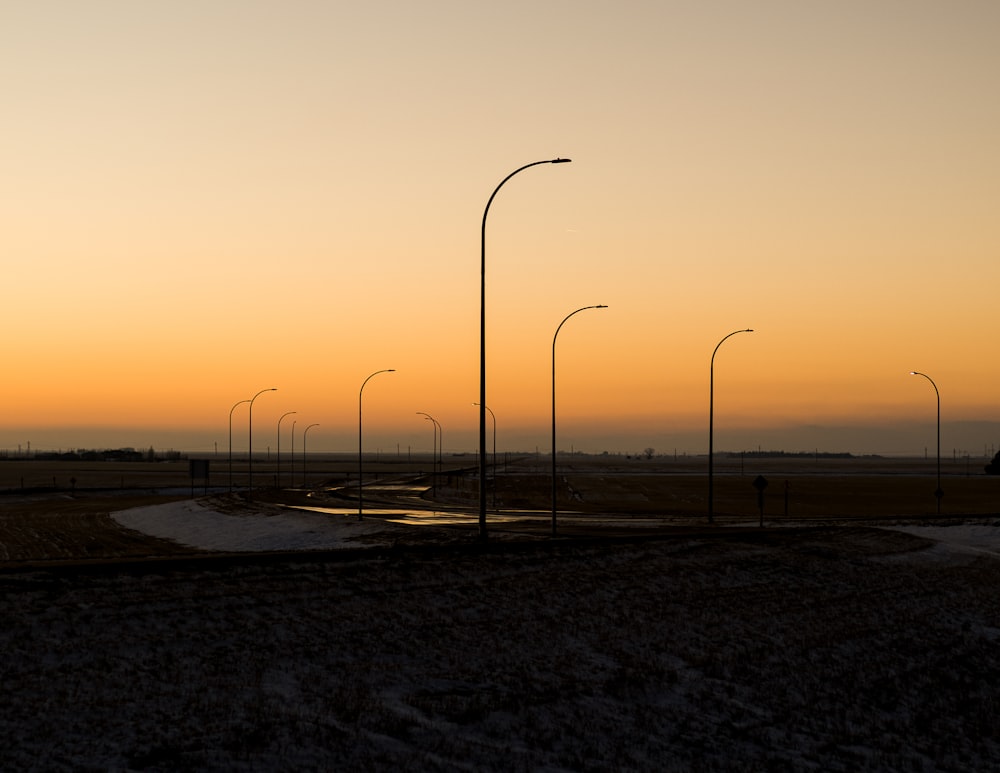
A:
[886,522,1000,560]
[112,499,395,552]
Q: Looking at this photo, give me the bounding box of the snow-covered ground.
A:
[112,499,404,552]
[113,497,1000,557]
[889,522,1000,559]
[3,501,1000,771]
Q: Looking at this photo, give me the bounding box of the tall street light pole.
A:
[434,419,442,480]
[421,413,442,472]
[480,157,571,540]
[709,329,753,524]
[290,420,297,488]
[228,398,250,494]
[552,304,607,536]
[302,423,319,488]
[276,411,297,489]
[910,371,943,513]
[474,402,497,509]
[247,387,277,497]
[416,412,438,497]
[359,369,394,520]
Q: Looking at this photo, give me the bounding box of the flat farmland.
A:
[500,455,999,521]
[1,454,998,564]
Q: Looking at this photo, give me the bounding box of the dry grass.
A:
[0,494,200,564]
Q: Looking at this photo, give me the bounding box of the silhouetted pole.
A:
[480,157,571,540]
[302,423,319,487]
[359,369,394,520]
[247,388,277,497]
[434,419,444,475]
[228,398,250,494]
[474,402,497,509]
[427,415,443,485]
[709,329,753,523]
[552,304,607,536]
[435,419,442,482]
[910,370,943,513]
[276,411,297,489]
[290,420,296,487]
[416,411,438,497]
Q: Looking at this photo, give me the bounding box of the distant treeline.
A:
[0,447,184,462]
[721,450,869,459]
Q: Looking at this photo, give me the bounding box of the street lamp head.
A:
[597,304,608,309]
[745,328,754,333]
[550,158,572,164]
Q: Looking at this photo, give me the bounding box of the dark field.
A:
[2,456,1000,770]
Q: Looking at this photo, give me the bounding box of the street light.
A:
[290,420,297,488]
[473,402,497,509]
[910,371,943,513]
[277,411,297,489]
[434,419,442,478]
[419,413,442,473]
[709,329,753,523]
[552,304,607,536]
[480,157,571,540]
[416,412,439,497]
[302,423,319,488]
[359,369,394,520]
[247,387,277,496]
[228,398,250,494]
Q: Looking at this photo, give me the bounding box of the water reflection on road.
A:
[289,504,529,527]
[286,481,536,526]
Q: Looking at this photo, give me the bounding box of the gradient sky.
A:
[2,1,998,457]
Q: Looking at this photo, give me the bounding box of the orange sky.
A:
[2,1,998,457]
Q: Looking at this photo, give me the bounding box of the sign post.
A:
[752,474,768,528]
[189,459,210,496]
